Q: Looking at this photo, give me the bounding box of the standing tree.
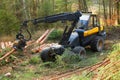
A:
[116,1,120,24]
[102,0,108,26]
[22,0,28,20]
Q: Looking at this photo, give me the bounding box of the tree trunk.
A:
[78,0,81,10]
[33,0,37,17]
[22,0,28,20]
[109,0,112,19]
[109,0,112,25]
[99,0,101,15]
[83,0,88,12]
[102,0,107,26]
[64,0,68,11]
[52,0,55,13]
[116,1,120,24]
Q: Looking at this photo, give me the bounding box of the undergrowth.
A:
[1,41,119,80]
[48,29,63,41]
[64,43,120,80]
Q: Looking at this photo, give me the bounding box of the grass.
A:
[63,43,120,80]
[48,29,63,41]
[29,56,40,64]
[1,27,120,80]
[0,47,109,80]
[0,48,15,66]
[0,45,112,79]
[110,71,120,80]
[0,43,115,80]
[64,74,90,80]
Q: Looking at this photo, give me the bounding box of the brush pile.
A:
[91,43,120,80]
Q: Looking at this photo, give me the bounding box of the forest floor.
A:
[0,26,120,80]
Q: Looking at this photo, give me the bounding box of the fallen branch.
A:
[47,58,110,80]
[87,59,110,74]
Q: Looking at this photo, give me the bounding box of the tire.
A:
[40,48,56,62]
[72,46,86,59]
[90,36,104,52]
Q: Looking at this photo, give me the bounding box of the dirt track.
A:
[39,58,110,80]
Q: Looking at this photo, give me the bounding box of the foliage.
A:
[57,50,81,64]
[29,56,40,64]
[94,43,120,80]
[0,0,119,36]
[0,48,15,66]
[0,9,19,35]
[48,29,63,40]
[110,71,120,80]
[64,74,90,80]
[40,0,53,17]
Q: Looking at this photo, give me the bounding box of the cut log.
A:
[1,42,6,49]
[40,28,54,44]
[31,44,48,53]
[36,29,50,43]
[32,29,54,53]
[0,48,16,61]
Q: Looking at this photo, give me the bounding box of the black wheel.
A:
[40,48,56,62]
[90,36,104,52]
[72,46,86,59]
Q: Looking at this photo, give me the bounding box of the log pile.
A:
[31,28,54,53]
[0,29,54,62]
[0,41,13,50]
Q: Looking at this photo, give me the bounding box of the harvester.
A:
[13,11,106,62]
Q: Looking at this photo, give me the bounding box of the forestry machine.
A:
[13,11,106,62]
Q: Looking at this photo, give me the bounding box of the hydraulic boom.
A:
[14,11,82,50]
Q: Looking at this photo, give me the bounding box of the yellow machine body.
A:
[84,26,104,37]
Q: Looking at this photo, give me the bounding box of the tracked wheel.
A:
[40,48,56,62]
[90,36,104,52]
[72,46,86,59]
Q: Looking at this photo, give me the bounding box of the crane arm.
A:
[32,11,82,24]
[14,11,82,50]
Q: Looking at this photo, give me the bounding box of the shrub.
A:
[29,56,40,64]
[0,9,19,35]
[48,29,63,40]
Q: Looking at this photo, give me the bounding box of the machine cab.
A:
[77,13,100,30]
